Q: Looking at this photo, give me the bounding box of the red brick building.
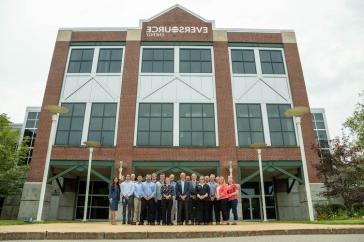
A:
[18,5,324,221]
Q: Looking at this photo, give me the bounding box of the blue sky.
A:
[0,0,363,138]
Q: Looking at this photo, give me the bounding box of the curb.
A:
[1,228,364,240]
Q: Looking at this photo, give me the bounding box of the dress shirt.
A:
[208,182,218,197]
[142,180,156,198]
[155,180,164,200]
[120,180,135,197]
[133,181,144,198]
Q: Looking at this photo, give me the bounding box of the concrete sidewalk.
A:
[1,222,364,240]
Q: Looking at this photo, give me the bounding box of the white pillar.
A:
[229,161,233,177]
[119,160,123,180]
[36,114,58,221]
[83,147,93,222]
[257,149,267,222]
[295,117,315,221]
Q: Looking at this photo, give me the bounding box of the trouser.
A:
[177,199,189,223]
[122,196,134,224]
[220,198,229,221]
[171,196,177,221]
[208,199,221,222]
[196,199,209,224]
[155,200,162,223]
[133,197,142,223]
[140,198,155,223]
[228,199,238,221]
[188,198,197,223]
[161,198,173,225]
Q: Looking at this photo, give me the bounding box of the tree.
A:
[0,113,29,195]
[316,136,364,210]
[344,90,364,147]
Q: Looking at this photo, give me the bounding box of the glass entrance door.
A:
[242,196,262,220]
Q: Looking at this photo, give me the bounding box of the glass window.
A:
[179,49,212,73]
[68,49,94,73]
[136,103,173,146]
[88,103,117,146]
[231,49,257,74]
[55,103,86,145]
[141,48,174,73]
[97,48,123,73]
[236,104,264,146]
[179,103,216,146]
[259,50,285,74]
[267,104,296,146]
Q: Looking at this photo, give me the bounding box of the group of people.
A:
[108,172,239,226]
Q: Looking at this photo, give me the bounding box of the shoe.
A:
[216,222,220,225]
[157,221,161,225]
[131,222,136,225]
[177,222,183,225]
[232,222,237,225]
[138,222,144,225]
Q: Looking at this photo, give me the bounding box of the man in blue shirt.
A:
[132,175,144,225]
[140,174,156,225]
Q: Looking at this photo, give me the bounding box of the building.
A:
[1,107,41,219]
[18,5,324,221]
[311,108,331,152]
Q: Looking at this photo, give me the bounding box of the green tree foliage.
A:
[0,113,29,195]
[344,90,364,147]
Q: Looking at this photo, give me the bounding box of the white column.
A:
[296,117,314,221]
[119,160,123,180]
[36,114,58,221]
[229,161,233,177]
[83,147,94,221]
[257,149,267,221]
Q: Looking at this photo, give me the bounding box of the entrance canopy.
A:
[132,161,220,177]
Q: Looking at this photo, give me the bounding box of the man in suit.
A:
[176,172,191,225]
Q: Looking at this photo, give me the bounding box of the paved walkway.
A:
[1,222,364,240]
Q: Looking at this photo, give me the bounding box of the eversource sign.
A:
[145,25,209,37]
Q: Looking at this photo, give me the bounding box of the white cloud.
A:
[0,0,363,138]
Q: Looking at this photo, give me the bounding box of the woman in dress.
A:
[216,176,229,225]
[196,176,210,225]
[227,176,239,225]
[161,177,174,225]
[108,177,121,225]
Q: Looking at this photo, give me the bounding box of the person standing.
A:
[132,175,144,225]
[227,176,239,225]
[155,173,165,225]
[176,172,191,225]
[161,177,174,225]
[141,174,156,225]
[188,173,198,225]
[169,174,177,224]
[196,176,210,225]
[216,176,229,225]
[108,177,120,225]
[208,174,219,224]
[120,174,135,224]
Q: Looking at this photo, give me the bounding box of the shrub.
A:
[314,203,349,220]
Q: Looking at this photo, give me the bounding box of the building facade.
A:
[19,5,324,221]
[311,108,331,152]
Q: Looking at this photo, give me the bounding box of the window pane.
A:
[251,132,264,144]
[68,62,80,73]
[180,49,189,61]
[97,61,109,73]
[153,49,163,60]
[249,105,261,117]
[190,62,201,73]
[191,118,203,131]
[267,105,279,118]
[55,131,68,145]
[250,118,263,131]
[261,63,273,74]
[161,132,173,146]
[231,50,243,61]
[204,132,215,146]
[137,132,149,145]
[314,113,324,121]
[110,49,122,60]
[102,117,115,131]
[315,121,325,129]
[68,131,82,145]
[109,61,121,73]
[201,49,211,61]
[88,131,101,145]
[201,62,212,73]
[236,104,249,117]
[142,49,153,60]
[318,130,328,140]
[162,118,173,131]
[150,104,162,117]
[283,132,296,145]
[57,117,70,130]
[269,118,281,131]
[150,132,161,145]
[139,104,150,117]
[162,104,173,117]
[203,118,215,131]
[71,117,84,131]
[180,132,191,145]
[27,112,38,119]
[244,62,256,74]
[102,131,114,146]
[73,104,85,116]
[153,61,163,72]
[191,104,202,117]
[281,118,295,131]
[180,118,191,131]
[150,118,161,131]
[237,118,250,131]
[238,132,251,146]
[104,104,117,116]
[272,63,285,74]
[89,117,103,130]
[271,132,283,146]
[270,51,283,62]
[163,61,174,72]
[243,50,255,62]
[191,132,203,146]
[138,117,149,131]
[25,119,36,128]
[259,50,271,62]
[180,104,191,117]
[70,49,83,61]
[141,61,153,72]
[80,61,92,73]
[279,105,290,117]
[82,49,94,60]
[180,61,190,73]
[232,62,244,73]
[203,104,214,117]
[190,50,200,61]
[164,49,174,60]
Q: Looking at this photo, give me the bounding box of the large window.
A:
[236,104,264,146]
[67,49,94,73]
[55,103,86,145]
[137,103,173,146]
[179,103,216,146]
[259,50,285,74]
[97,48,123,73]
[141,48,174,73]
[179,49,212,73]
[231,49,256,74]
[312,112,329,148]
[88,103,117,146]
[23,111,40,164]
[267,104,296,146]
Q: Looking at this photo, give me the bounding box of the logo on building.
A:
[145,25,209,37]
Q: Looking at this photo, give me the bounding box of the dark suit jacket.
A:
[176,180,191,200]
